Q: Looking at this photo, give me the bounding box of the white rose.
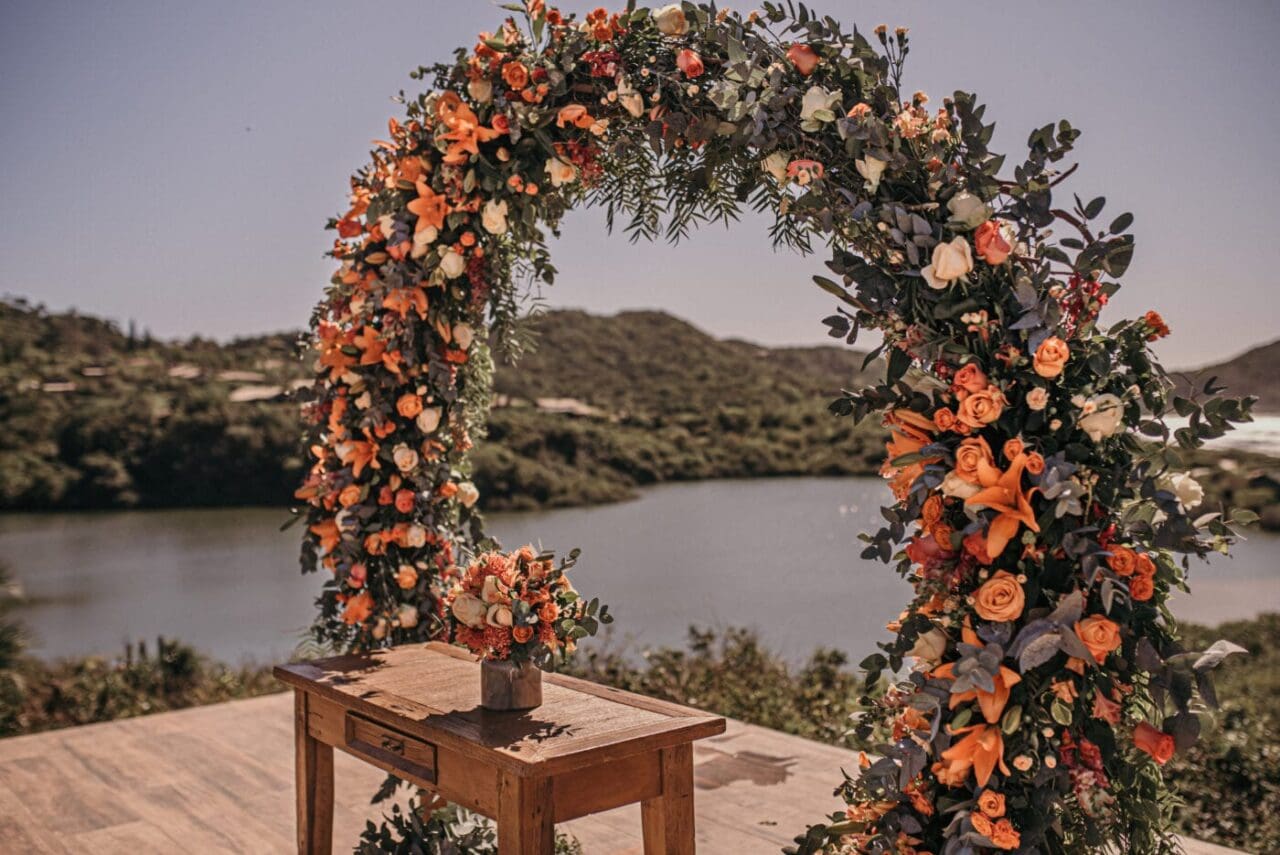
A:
[411,226,437,259]
[761,151,789,183]
[1026,387,1049,412]
[947,192,991,230]
[439,249,467,279]
[404,524,427,548]
[1077,393,1124,442]
[451,593,488,629]
[377,214,396,238]
[416,406,442,434]
[909,628,948,667]
[396,603,419,629]
[617,79,645,118]
[799,86,840,124]
[1167,472,1204,510]
[468,78,493,104]
[921,237,974,289]
[654,4,689,36]
[392,443,419,473]
[371,617,389,640]
[940,470,981,500]
[486,603,514,628]
[481,199,508,235]
[481,574,508,605]
[452,323,475,351]
[545,157,577,187]
[457,481,480,508]
[855,156,887,192]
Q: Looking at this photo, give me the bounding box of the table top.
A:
[274,642,725,776]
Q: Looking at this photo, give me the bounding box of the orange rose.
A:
[971,813,995,839]
[953,363,989,395]
[964,531,995,566]
[538,602,559,623]
[1033,337,1070,379]
[676,49,704,78]
[922,495,944,528]
[396,393,423,419]
[1133,721,1175,765]
[1107,546,1137,576]
[1135,552,1157,578]
[1002,438,1023,461]
[977,790,1006,819]
[957,385,1005,429]
[932,522,956,549]
[341,590,374,625]
[786,43,820,75]
[933,408,957,432]
[394,489,416,513]
[1129,574,1154,601]
[556,104,593,129]
[338,484,362,508]
[1075,615,1122,664]
[512,625,534,644]
[989,819,1021,850]
[395,564,418,589]
[501,61,529,89]
[1025,452,1045,475]
[973,570,1025,622]
[974,220,1012,265]
[955,436,997,485]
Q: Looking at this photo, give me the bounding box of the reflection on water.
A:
[0,478,1277,664]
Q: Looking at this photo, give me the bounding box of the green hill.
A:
[1175,338,1280,413]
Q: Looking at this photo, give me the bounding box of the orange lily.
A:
[336,437,378,478]
[382,287,428,320]
[938,723,1010,788]
[354,325,387,366]
[438,98,501,165]
[932,623,1021,723]
[309,518,341,555]
[327,394,348,439]
[881,409,940,501]
[965,453,1040,559]
[406,180,449,233]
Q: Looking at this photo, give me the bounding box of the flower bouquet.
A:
[447,545,610,710]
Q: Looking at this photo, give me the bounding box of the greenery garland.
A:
[295,2,1256,852]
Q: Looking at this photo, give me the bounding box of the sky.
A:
[2,0,1278,368]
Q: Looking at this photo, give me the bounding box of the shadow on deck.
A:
[0,693,1244,854]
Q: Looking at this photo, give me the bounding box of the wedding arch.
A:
[294,3,1255,852]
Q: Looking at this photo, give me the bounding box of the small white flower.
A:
[855,156,887,192]
[481,199,509,235]
[411,226,437,259]
[940,470,981,499]
[1077,393,1124,442]
[761,151,789,182]
[909,628,948,667]
[392,444,420,473]
[545,157,578,187]
[468,78,493,104]
[416,406,442,434]
[1165,472,1204,510]
[457,481,480,508]
[653,4,689,36]
[439,249,467,279]
[452,322,475,351]
[396,603,419,629]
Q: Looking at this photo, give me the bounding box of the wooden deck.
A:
[0,692,1244,854]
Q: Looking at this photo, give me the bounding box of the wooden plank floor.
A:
[0,692,1243,854]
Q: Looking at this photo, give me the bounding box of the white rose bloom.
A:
[940,470,981,500]
[921,237,974,289]
[1167,472,1204,510]
[545,157,578,187]
[468,78,493,104]
[404,524,427,548]
[452,323,475,351]
[855,156,887,192]
[486,603,514,628]
[653,4,689,36]
[392,443,420,473]
[799,86,840,125]
[416,406,442,434]
[909,628,948,667]
[481,199,509,235]
[410,226,437,259]
[396,603,419,630]
[761,151,789,183]
[439,249,467,279]
[451,593,488,629]
[1077,393,1124,442]
[947,192,991,230]
[617,79,645,118]
[481,574,508,605]
[457,481,480,508]
[377,214,396,237]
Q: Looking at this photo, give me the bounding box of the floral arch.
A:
[294,3,1255,853]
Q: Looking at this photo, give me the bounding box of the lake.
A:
[1,477,1277,665]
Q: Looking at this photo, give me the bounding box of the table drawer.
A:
[344,711,437,784]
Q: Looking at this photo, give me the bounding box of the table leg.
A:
[641,743,695,855]
[497,769,554,854]
[295,691,334,855]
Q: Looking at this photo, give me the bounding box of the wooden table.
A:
[274,642,726,854]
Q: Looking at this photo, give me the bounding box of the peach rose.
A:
[989,819,1021,850]
[396,393,423,419]
[538,601,559,623]
[338,484,362,508]
[653,3,689,36]
[977,790,1006,819]
[1107,546,1137,577]
[786,43,820,76]
[970,813,995,839]
[957,385,1005,429]
[922,237,974,289]
[933,408,957,432]
[1002,438,1023,461]
[1033,337,1070,379]
[1025,387,1049,411]
[954,436,997,485]
[974,220,1012,265]
[953,363,989,395]
[1075,615,1122,664]
[973,570,1025,622]
[1133,722,1175,765]
[922,495,944,528]
[396,564,418,589]
[1025,452,1045,475]
[512,625,534,644]
[501,61,529,90]
[394,489,415,513]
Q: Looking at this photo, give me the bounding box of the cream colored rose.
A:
[439,249,466,279]
[354,391,372,410]
[855,156,887,192]
[481,574,508,604]
[451,592,488,629]
[1166,472,1203,510]
[909,628,948,667]
[947,192,991,230]
[654,3,689,35]
[481,199,509,235]
[371,617,389,640]
[617,79,645,118]
[452,323,474,351]
[1077,393,1123,442]
[396,603,419,629]
[416,406,442,434]
[761,151,789,183]
[404,524,427,548]
[392,443,419,473]
[940,470,981,500]
[468,78,493,104]
[545,157,577,187]
[486,603,514,628]
[1026,387,1049,412]
[921,237,974,289]
[457,481,480,508]
[377,214,395,238]
[800,86,840,125]
[411,226,437,259]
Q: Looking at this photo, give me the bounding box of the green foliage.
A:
[356,798,582,854]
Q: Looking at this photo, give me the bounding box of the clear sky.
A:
[2,0,1278,367]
